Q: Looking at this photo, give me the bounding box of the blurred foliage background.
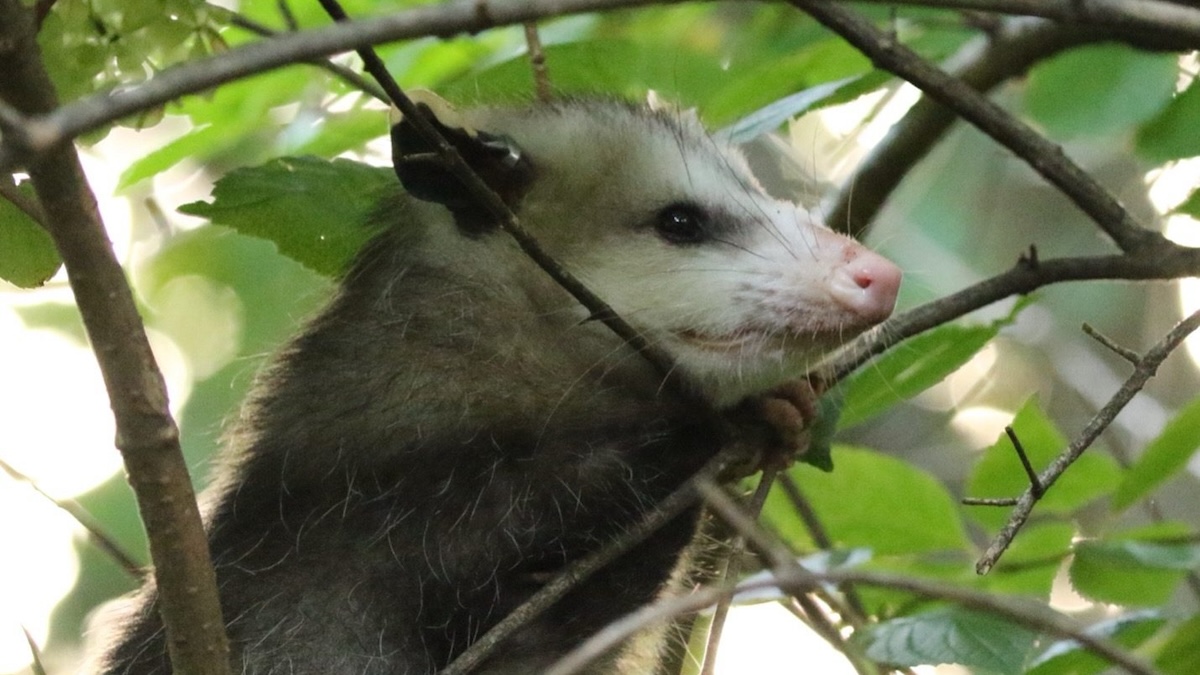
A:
[2,0,1200,673]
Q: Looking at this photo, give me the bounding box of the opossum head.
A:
[391,96,900,407]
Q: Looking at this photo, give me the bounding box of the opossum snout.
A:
[827,243,901,325]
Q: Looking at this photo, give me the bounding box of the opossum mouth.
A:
[673,324,861,354]
[674,328,761,352]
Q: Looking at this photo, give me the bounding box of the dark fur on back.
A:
[100,184,727,673]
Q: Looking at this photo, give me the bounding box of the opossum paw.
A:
[726,377,826,475]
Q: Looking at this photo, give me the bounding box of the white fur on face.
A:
[484,103,900,406]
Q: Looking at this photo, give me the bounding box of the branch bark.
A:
[976,308,1200,573]
[0,2,229,673]
[793,0,1165,254]
[828,17,1151,238]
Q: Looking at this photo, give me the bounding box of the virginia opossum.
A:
[98,96,900,674]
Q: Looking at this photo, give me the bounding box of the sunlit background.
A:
[2,38,1199,675]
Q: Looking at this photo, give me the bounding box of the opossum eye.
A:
[655,204,707,244]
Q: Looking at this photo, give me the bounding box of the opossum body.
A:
[99,97,900,674]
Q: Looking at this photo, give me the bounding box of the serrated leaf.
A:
[1137,79,1200,163]
[1114,396,1200,509]
[855,606,1037,674]
[967,397,1121,531]
[1156,613,1200,675]
[1024,45,1176,139]
[178,157,393,277]
[1027,611,1165,675]
[839,296,1031,430]
[1069,539,1196,606]
[763,446,970,555]
[0,187,61,288]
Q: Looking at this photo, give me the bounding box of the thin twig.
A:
[0,0,683,170]
[776,473,868,624]
[962,496,1020,506]
[850,0,1200,42]
[977,308,1200,573]
[439,446,746,675]
[700,468,778,675]
[826,17,1119,238]
[1083,322,1141,364]
[0,458,143,577]
[830,247,1200,382]
[545,540,1157,675]
[523,22,553,102]
[793,0,1163,253]
[1004,426,1043,497]
[225,12,388,101]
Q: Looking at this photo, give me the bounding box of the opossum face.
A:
[392,98,900,406]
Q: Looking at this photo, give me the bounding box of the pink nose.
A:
[830,245,902,324]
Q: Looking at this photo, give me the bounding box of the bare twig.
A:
[844,0,1200,44]
[0,2,229,672]
[0,458,143,577]
[0,0,684,170]
[1004,426,1043,497]
[439,446,747,675]
[831,247,1200,381]
[694,479,852,658]
[523,22,553,102]
[962,496,1020,506]
[224,12,388,101]
[794,0,1164,253]
[776,473,868,623]
[700,468,777,675]
[1083,322,1141,364]
[827,18,1121,237]
[545,538,1158,675]
[977,308,1200,573]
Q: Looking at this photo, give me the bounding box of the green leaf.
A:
[1023,45,1177,139]
[1176,188,1200,219]
[0,186,61,288]
[967,397,1121,531]
[1027,611,1165,675]
[1157,613,1200,675]
[764,446,970,555]
[1069,539,1198,606]
[119,124,225,189]
[1137,78,1200,163]
[1114,396,1200,509]
[178,157,393,277]
[440,40,728,109]
[855,606,1037,674]
[980,522,1073,598]
[717,76,860,144]
[704,38,873,126]
[838,297,1032,430]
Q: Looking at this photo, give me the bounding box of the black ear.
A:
[391,97,535,237]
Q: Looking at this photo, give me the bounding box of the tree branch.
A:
[545,528,1158,675]
[831,244,1200,381]
[794,0,1165,253]
[843,0,1200,45]
[976,307,1200,573]
[828,17,1145,238]
[0,2,229,673]
[0,0,685,170]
